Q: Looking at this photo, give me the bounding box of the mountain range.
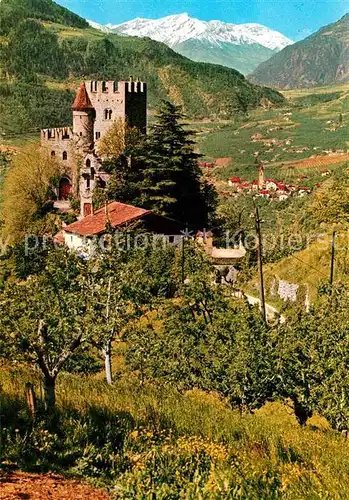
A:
[89,13,293,75]
[250,13,349,88]
[0,0,285,138]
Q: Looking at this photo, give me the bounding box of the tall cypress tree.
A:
[141,101,217,229]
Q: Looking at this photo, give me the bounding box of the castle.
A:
[41,78,147,217]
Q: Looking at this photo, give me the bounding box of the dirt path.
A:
[245,294,286,323]
[232,291,286,323]
[0,471,109,499]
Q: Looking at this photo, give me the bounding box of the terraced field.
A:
[281,153,349,170]
[196,82,349,183]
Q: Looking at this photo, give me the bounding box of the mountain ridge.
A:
[249,13,349,88]
[0,0,88,34]
[89,13,293,75]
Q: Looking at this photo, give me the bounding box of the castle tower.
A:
[258,163,265,189]
[72,82,95,153]
[85,79,147,146]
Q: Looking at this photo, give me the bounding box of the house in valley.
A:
[60,201,184,255]
[228,176,241,187]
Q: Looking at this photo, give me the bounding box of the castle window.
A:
[86,158,91,168]
[86,176,90,189]
[51,151,55,157]
[48,129,55,139]
[62,131,70,140]
[104,109,112,120]
[91,81,98,92]
[62,151,68,161]
[95,132,101,140]
[102,81,108,92]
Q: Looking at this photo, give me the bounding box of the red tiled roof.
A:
[259,190,269,195]
[72,82,94,111]
[64,202,151,236]
[229,176,241,183]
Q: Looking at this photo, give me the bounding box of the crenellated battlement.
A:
[86,79,147,95]
[41,127,73,142]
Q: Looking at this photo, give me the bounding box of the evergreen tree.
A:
[141,101,217,229]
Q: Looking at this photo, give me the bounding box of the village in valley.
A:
[226,164,316,200]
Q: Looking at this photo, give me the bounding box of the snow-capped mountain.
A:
[88,20,112,33]
[109,13,292,51]
[88,13,293,74]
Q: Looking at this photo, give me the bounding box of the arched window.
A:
[51,151,55,157]
[86,158,91,168]
[62,151,68,161]
[104,109,112,120]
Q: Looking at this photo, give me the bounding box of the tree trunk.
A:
[103,340,113,385]
[43,374,56,411]
[293,397,312,426]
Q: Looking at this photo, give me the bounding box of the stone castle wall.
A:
[40,127,78,190]
[40,79,147,204]
[85,80,147,142]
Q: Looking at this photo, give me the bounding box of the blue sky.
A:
[57,0,348,40]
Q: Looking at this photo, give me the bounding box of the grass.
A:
[258,232,349,304]
[1,364,349,497]
[0,134,39,148]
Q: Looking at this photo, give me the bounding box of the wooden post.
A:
[181,235,185,284]
[255,206,267,323]
[330,231,336,286]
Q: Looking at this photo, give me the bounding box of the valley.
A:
[190,83,349,303]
